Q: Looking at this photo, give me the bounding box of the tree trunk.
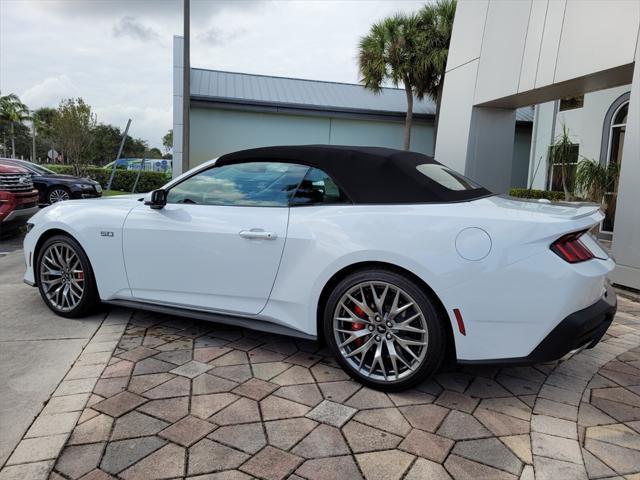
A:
[10,123,15,158]
[433,76,445,149]
[403,82,414,151]
[561,161,571,201]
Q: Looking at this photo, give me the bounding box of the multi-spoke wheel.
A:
[324,269,446,391]
[36,235,98,318]
[48,187,70,203]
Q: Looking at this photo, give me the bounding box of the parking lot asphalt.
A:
[0,244,104,466]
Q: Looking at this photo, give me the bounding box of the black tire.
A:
[36,234,99,318]
[47,186,71,204]
[324,268,447,391]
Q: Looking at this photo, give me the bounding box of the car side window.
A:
[291,167,349,206]
[166,162,309,207]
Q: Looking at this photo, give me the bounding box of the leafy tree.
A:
[0,93,31,158]
[417,0,456,143]
[574,159,619,205]
[550,124,575,201]
[52,98,96,175]
[162,129,173,154]
[147,147,163,159]
[32,107,59,161]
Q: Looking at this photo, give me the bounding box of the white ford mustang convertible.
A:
[23,145,617,390]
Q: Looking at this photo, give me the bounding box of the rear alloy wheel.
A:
[48,187,70,203]
[36,235,98,318]
[324,269,446,391]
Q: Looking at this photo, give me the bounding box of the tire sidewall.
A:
[324,269,446,391]
[36,234,98,318]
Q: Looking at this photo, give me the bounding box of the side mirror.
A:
[144,189,167,209]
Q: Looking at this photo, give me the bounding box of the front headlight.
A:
[74,183,94,189]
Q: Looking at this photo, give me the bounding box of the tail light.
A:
[550,230,594,263]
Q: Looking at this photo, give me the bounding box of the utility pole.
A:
[106,119,131,192]
[32,119,36,162]
[182,0,190,174]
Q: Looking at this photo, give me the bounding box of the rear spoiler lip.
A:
[506,196,603,221]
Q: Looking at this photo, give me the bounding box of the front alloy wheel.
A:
[36,235,98,317]
[325,269,446,391]
[48,188,70,203]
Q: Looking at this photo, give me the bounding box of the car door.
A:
[122,161,309,315]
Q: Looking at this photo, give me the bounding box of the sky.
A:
[0,0,427,149]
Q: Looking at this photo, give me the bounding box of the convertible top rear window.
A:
[416,164,481,191]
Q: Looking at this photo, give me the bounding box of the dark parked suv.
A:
[0,158,102,204]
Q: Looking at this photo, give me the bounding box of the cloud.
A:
[21,76,78,109]
[113,16,162,43]
[196,27,244,46]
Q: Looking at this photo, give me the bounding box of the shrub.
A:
[39,164,169,192]
[509,188,566,201]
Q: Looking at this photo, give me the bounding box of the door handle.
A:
[239,229,277,240]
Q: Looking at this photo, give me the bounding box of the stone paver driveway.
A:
[3,295,640,480]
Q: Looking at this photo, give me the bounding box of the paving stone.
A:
[170,360,213,378]
[153,349,193,365]
[211,397,261,425]
[119,443,185,479]
[232,378,279,400]
[479,397,532,421]
[306,400,355,427]
[585,438,640,474]
[100,436,166,474]
[586,423,640,450]
[404,458,452,480]
[246,347,287,364]
[284,351,322,368]
[495,374,541,396]
[26,411,81,438]
[41,393,91,415]
[68,414,113,444]
[156,338,194,351]
[531,414,577,439]
[398,428,453,462]
[261,340,298,355]
[310,364,349,383]
[538,384,583,406]
[296,455,363,480]
[261,395,311,421]
[210,364,253,383]
[54,378,98,396]
[56,443,105,479]
[591,396,640,422]
[578,402,616,426]
[273,383,323,407]
[126,373,174,394]
[110,411,169,440]
[474,408,530,436]
[77,351,113,366]
[66,364,106,381]
[399,404,449,432]
[94,377,128,398]
[92,391,146,418]
[292,424,349,458]
[581,448,617,478]
[437,410,492,440]
[132,357,175,375]
[143,376,190,399]
[240,446,303,480]
[186,471,250,480]
[0,461,54,480]
[435,372,473,393]
[188,439,249,476]
[116,346,159,363]
[269,365,314,386]
[533,398,578,421]
[435,390,479,413]
[209,422,266,454]
[444,454,517,480]
[500,434,532,464]
[227,338,264,351]
[592,386,640,407]
[192,373,238,394]
[101,360,134,378]
[386,389,434,406]
[78,408,100,424]
[265,418,318,450]
[191,393,239,419]
[465,377,512,398]
[343,387,393,409]
[210,350,249,366]
[342,420,402,453]
[531,432,583,464]
[355,450,415,480]
[252,362,291,381]
[354,407,412,436]
[159,415,216,446]
[533,456,587,480]
[317,381,361,403]
[6,434,68,465]
[453,438,522,475]
[137,396,189,422]
[193,346,232,363]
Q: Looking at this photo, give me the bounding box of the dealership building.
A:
[173,0,639,290]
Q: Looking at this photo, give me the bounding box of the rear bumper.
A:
[460,283,617,365]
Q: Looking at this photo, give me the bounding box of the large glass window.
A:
[415,164,481,191]
[603,102,628,233]
[291,167,350,205]
[166,162,309,207]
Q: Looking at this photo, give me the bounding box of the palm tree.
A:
[358,14,425,150]
[550,124,575,201]
[0,93,31,158]
[417,0,457,144]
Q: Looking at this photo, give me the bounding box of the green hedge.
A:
[42,165,169,193]
[509,188,566,201]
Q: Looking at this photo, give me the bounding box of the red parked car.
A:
[0,163,40,234]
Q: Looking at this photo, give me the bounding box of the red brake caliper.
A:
[351,305,366,347]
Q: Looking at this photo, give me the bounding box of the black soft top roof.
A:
[217,145,492,204]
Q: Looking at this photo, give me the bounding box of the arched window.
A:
[601,98,629,233]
